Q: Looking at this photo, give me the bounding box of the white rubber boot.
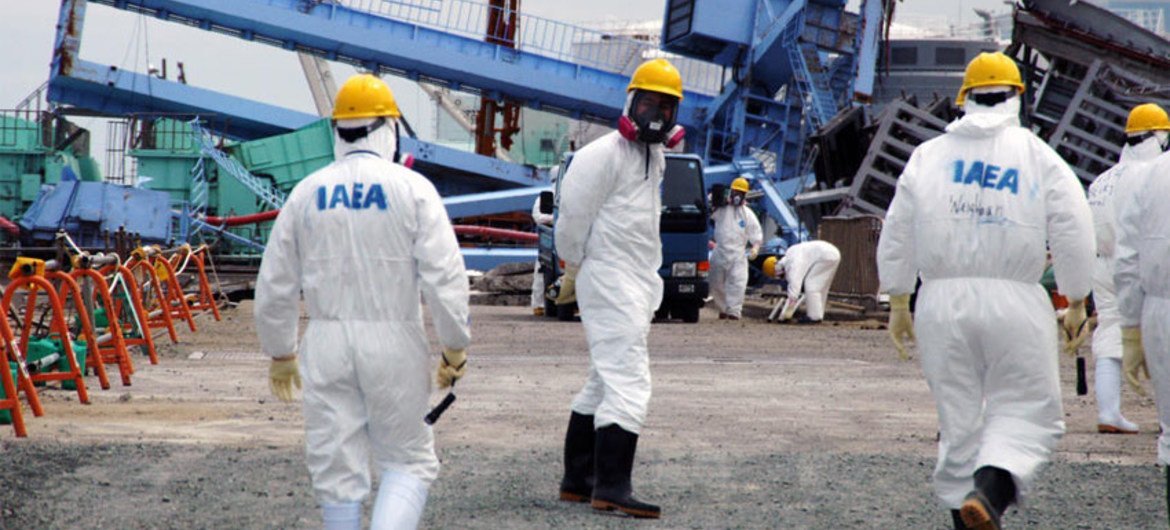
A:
[322,502,361,530]
[370,469,429,530]
[1096,357,1140,433]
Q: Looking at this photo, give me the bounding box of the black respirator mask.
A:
[620,90,681,145]
[729,190,746,207]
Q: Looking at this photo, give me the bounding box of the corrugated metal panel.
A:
[817,215,882,309]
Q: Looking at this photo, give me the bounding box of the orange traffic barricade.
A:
[70,259,134,386]
[99,262,161,365]
[5,263,89,405]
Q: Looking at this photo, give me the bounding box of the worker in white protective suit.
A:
[708,177,763,320]
[530,170,557,316]
[553,58,686,520]
[762,240,841,324]
[1086,103,1170,435]
[1114,111,1170,522]
[255,74,471,530]
[876,52,1094,530]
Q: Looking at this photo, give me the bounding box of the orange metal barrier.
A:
[70,268,134,386]
[4,275,89,405]
[98,263,160,365]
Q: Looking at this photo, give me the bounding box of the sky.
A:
[0,0,1014,160]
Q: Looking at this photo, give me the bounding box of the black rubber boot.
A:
[951,509,969,530]
[590,424,661,519]
[960,466,1016,530]
[559,412,595,502]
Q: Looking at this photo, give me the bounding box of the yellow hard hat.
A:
[1126,103,1170,134]
[763,256,778,278]
[956,52,1025,106]
[333,74,401,120]
[731,177,750,193]
[627,58,684,100]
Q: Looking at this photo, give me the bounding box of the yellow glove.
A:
[1061,299,1089,356]
[554,265,578,305]
[779,295,801,321]
[269,356,301,403]
[888,294,915,361]
[437,348,467,389]
[1121,326,1150,396]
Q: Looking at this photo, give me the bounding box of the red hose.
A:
[0,215,20,237]
[452,225,538,243]
[201,211,537,244]
[205,210,281,226]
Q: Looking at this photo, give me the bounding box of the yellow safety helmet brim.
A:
[956,52,1025,106]
[763,256,778,278]
[730,177,750,193]
[627,58,684,101]
[1126,103,1170,134]
[333,74,402,120]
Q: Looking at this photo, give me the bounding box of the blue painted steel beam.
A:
[443,186,550,219]
[853,0,883,101]
[87,0,714,129]
[49,60,544,189]
[49,60,318,140]
[461,247,536,271]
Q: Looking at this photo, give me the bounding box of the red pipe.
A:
[205,210,281,226]
[452,225,538,243]
[0,215,19,237]
[201,211,537,243]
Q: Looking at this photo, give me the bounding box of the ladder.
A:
[188,119,286,210]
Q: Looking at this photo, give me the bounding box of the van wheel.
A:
[678,303,701,323]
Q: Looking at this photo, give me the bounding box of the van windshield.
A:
[662,157,704,212]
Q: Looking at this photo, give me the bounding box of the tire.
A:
[678,303,701,323]
[557,302,577,321]
[654,305,670,322]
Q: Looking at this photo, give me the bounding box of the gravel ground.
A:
[0,301,1164,529]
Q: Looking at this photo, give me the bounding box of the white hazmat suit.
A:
[1115,150,1170,465]
[1087,136,1161,432]
[876,98,1094,507]
[531,195,555,310]
[555,130,664,434]
[709,203,763,319]
[776,240,841,322]
[255,120,471,527]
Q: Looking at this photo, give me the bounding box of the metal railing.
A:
[330,0,725,94]
[0,109,54,151]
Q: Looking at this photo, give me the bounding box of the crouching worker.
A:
[255,73,471,530]
[762,240,841,324]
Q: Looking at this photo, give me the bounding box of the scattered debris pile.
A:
[469,261,535,306]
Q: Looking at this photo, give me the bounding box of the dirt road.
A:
[0,302,1162,529]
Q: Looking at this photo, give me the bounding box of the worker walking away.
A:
[255,74,471,530]
[1087,103,1170,434]
[762,240,841,324]
[877,52,1094,530]
[531,177,556,316]
[1114,113,1170,522]
[709,177,763,320]
[553,58,686,519]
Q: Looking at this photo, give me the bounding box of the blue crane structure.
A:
[44,0,882,268]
